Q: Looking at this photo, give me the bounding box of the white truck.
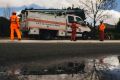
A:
[20,9,91,39]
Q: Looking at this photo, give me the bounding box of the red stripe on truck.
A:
[29,26,66,31]
[27,18,66,25]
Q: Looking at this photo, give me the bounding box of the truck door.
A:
[66,15,75,32]
[75,16,91,39]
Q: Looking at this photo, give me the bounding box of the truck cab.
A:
[66,15,91,39]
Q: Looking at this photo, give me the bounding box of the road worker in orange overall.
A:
[71,21,78,41]
[99,21,106,41]
[10,11,21,40]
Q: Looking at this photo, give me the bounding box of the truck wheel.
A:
[40,31,52,40]
[105,33,113,40]
[40,30,57,40]
[82,32,89,40]
[44,32,52,40]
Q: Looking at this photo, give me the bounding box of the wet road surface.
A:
[0,40,120,65]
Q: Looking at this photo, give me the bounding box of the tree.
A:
[78,0,117,28]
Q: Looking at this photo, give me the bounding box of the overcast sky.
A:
[0,0,120,12]
[0,0,75,8]
[0,0,119,10]
[0,0,120,25]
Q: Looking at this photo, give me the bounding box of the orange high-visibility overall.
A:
[99,23,106,41]
[10,15,21,40]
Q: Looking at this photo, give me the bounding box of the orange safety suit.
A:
[99,23,106,41]
[10,14,21,40]
[71,22,78,41]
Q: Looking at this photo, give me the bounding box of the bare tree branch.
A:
[79,0,93,12]
[96,14,109,22]
[85,12,94,19]
[78,0,117,27]
[91,0,95,15]
[96,10,104,20]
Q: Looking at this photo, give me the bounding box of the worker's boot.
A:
[18,38,21,41]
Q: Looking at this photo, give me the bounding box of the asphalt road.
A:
[0,40,120,66]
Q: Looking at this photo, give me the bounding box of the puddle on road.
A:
[0,55,120,80]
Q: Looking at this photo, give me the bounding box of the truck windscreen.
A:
[76,17,82,22]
